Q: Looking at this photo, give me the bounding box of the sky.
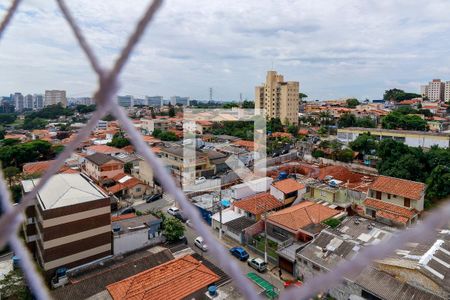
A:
[1,0,450,101]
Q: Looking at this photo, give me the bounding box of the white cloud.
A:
[1,0,450,100]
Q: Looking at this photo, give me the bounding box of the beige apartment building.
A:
[45,90,67,107]
[255,70,299,125]
[445,81,450,102]
[423,79,445,102]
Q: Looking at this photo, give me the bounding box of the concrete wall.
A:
[113,229,162,255]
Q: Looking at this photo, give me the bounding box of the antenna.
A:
[209,87,213,102]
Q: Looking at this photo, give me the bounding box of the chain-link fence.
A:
[1,1,450,300]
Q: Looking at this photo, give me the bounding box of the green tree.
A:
[0,270,31,299]
[383,89,421,102]
[124,162,133,174]
[312,149,325,158]
[222,102,239,109]
[3,166,20,187]
[267,118,283,133]
[163,217,185,242]
[1,138,20,146]
[241,100,255,109]
[355,116,376,128]
[426,165,450,200]
[299,93,308,102]
[287,124,299,137]
[108,131,131,148]
[338,113,356,128]
[345,98,360,108]
[349,133,377,155]
[336,149,354,162]
[0,113,17,124]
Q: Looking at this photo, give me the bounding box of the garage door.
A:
[279,256,293,274]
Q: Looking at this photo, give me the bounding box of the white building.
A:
[426,79,445,102]
[445,81,450,102]
[13,92,24,111]
[118,95,134,107]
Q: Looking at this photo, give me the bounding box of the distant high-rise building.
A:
[117,95,134,107]
[45,90,67,107]
[13,92,24,111]
[24,94,33,110]
[170,96,190,106]
[445,81,450,102]
[33,94,44,110]
[255,70,299,125]
[145,96,163,107]
[420,85,428,98]
[71,97,94,106]
[425,79,445,102]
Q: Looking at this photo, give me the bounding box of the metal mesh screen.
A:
[1,1,450,299]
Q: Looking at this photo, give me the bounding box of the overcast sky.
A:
[1,0,450,101]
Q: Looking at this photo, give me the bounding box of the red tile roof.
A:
[376,210,409,225]
[267,201,339,232]
[111,213,136,222]
[106,255,219,300]
[317,165,364,183]
[369,175,425,201]
[272,178,305,194]
[108,174,144,194]
[233,192,284,215]
[23,160,74,176]
[85,145,126,154]
[232,140,255,151]
[271,132,293,139]
[363,197,417,219]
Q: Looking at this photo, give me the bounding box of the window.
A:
[404,198,410,207]
[387,194,391,199]
[312,264,321,271]
[136,187,141,192]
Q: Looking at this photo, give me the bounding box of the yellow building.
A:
[255,70,299,125]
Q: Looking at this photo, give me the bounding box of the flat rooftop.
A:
[22,173,107,210]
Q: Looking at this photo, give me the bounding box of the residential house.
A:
[22,160,78,177]
[159,144,214,185]
[22,173,111,280]
[106,255,220,300]
[270,178,306,205]
[51,249,174,300]
[85,145,126,156]
[111,214,162,255]
[267,201,341,274]
[233,192,284,221]
[107,173,148,199]
[297,217,444,300]
[362,175,425,226]
[84,153,124,184]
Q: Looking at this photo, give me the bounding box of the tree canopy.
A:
[381,111,427,131]
[337,113,376,128]
[163,217,185,242]
[152,129,180,141]
[107,131,131,148]
[0,140,55,168]
[383,89,421,102]
[345,98,360,108]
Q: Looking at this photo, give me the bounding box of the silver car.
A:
[247,257,267,272]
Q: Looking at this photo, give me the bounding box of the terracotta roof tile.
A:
[232,140,255,151]
[267,201,339,232]
[363,197,417,219]
[376,210,409,224]
[369,175,425,201]
[272,178,305,194]
[106,255,219,300]
[317,165,364,183]
[85,145,126,154]
[271,132,293,139]
[233,192,283,215]
[111,213,136,222]
[23,160,74,175]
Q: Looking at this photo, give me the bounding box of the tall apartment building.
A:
[45,90,67,107]
[24,94,33,110]
[255,70,299,125]
[22,173,111,279]
[13,92,24,111]
[170,96,190,106]
[33,94,44,110]
[425,79,445,102]
[145,96,163,107]
[117,95,134,107]
[420,85,428,97]
[445,81,450,102]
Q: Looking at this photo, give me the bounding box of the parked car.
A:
[119,207,135,215]
[229,247,249,261]
[144,193,162,203]
[167,206,180,216]
[186,219,193,228]
[195,177,206,184]
[247,257,267,272]
[194,236,208,251]
[271,152,280,158]
[281,148,289,155]
[174,212,188,223]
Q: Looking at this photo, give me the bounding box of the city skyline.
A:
[1,0,450,101]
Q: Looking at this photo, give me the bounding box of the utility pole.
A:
[264,209,268,263]
[219,189,223,240]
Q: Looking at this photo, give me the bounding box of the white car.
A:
[194,236,208,251]
[195,177,206,184]
[186,219,193,228]
[167,207,180,216]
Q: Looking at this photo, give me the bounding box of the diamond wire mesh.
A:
[1,1,450,300]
